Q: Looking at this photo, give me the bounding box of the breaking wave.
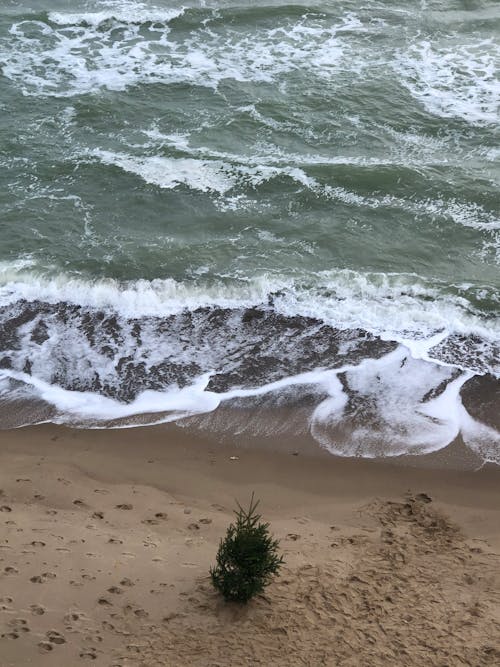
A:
[0,266,498,463]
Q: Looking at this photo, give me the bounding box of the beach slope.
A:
[0,425,499,666]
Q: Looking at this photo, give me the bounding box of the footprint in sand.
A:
[38,641,53,653]
[93,489,109,495]
[30,604,45,616]
[143,512,169,525]
[4,566,19,575]
[31,540,46,547]
[188,523,200,531]
[8,619,30,633]
[126,644,142,654]
[97,598,113,607]
[92,511,104,520]
[64,612,82,625]
[30,572,56,583]
[415,492,432,503]
[199,518,212,525]
[107,586,123,595]
[119,578,134,587]
[211,504,226,512]
[108,538,123,545]
[80,649,98,660]
[162,612,180,623]
[0,506,12,513]
[46,630,66,645]
[116,504,133,511]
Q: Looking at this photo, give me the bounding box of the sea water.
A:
[0,0,498,461]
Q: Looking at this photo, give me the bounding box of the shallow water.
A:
[0,1,498,461]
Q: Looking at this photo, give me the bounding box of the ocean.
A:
[0,0,498,462]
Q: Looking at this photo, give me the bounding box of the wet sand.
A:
[0,424,499,666]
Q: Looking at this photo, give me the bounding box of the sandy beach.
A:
[0,424,499,666]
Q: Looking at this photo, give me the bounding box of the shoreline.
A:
[0,424,499,665]
[2,420,500,493]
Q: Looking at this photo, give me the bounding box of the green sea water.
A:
[1,0,498,286]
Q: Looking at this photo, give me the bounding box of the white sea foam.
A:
[310,348,467,457]
[0,260,497,459]
[86,137,500,242]
[120,128,500,237]
[0,266,276,316]
[396,39,500,125]
[144,124,451,169]
[1,368,219,423]
[461,408,500,465]
[0,5,359,97]
[2,1,498,138]
[87,147,315,197]
[92,150,236,194]
[310,348,499,464]
[1,345,497,462]
[49,1,185,27]
[0,264,498,365]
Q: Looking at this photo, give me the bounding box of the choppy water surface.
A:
[0,0,499,461]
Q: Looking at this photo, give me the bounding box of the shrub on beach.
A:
[210,494,283,603]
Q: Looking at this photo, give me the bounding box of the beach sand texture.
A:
[0,425,499,666]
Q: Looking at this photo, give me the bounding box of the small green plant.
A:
[210,494,284,603]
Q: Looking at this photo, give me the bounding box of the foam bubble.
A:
[396,39,500,125]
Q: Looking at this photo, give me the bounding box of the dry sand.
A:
[0,424,499,666]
